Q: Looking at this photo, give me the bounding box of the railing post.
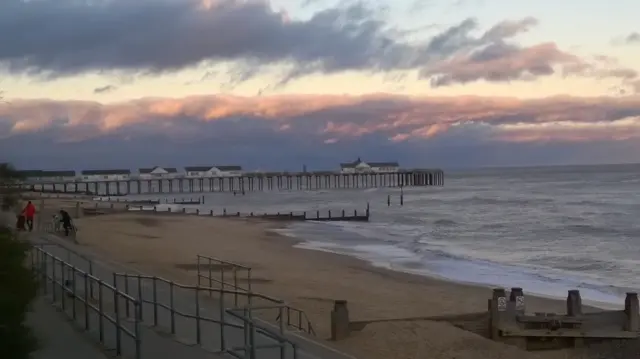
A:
[249,308,256,359]
[243,307,251,359]
[89,261,95,300]
[61,263,66,310]
[137,275,143,320]
[170,281,176,334]
[220,264,225,293]
[115,289,122,356]
[135,301,142,359]
[233,267,239,306]
[195,287,201,345]
[208,258,213,296]
[98,280,104,344]
[84,273,90,330]
[153,277,158,326]
[124,274,130,317]
[196,256,201,287]
[219,287,226,352]
[247,268,253,302]
[72,267,77,320]
[279,306,286,359]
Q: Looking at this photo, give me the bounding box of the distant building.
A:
[339,158,399,174]
[137,166,178,180]
[184,166,243,178]
[81,169,131,181]
[17,170,77,182]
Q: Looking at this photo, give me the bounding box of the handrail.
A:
[195,255,316,336]
[31,246,141,359]
[226,307,299,359]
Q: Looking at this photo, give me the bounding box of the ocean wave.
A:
[433,219,457,226]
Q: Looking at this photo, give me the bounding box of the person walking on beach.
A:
[22,201,36,232]
[59,209,73,236]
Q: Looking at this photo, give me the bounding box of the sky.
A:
[1,0,640,171]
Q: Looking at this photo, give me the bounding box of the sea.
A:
[115,164,640,307]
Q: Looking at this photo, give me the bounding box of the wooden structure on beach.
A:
[329,288,640,351]
[19,169,444,196]
[81,202,371,222]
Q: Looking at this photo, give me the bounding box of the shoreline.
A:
[282,230,624,311]
[269,224,616,311]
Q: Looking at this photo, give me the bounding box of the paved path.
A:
[30,232,355,359]
[28,297,109,359]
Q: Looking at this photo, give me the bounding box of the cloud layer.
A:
[1,94,640,169]
[0,0,636,90]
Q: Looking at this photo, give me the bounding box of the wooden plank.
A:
[516,315,584,324]
[500,329,638,339]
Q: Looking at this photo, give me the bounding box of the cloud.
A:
[0,0,634,89]
[626,32,640,44]
[1,93,640,169]
[93,85,118,94]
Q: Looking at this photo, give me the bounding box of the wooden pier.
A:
[21,169,443,196]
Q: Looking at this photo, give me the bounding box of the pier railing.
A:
[30,246,142,359]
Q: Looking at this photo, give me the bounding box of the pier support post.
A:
[566,290,582,317]
[331,300,350,341]
[625,292,639,331]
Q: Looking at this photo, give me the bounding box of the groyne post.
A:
[489,288,508,340]
[625,292,639,331]
[566,290,582,316]
[510,287,525,315]
[331,300,350,341]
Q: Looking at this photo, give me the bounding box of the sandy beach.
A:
[20,196,637,359]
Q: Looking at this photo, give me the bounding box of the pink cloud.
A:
[2,94,640,146]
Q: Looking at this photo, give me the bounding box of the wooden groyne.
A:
[82,202,371,222]
[94,196,204,205]
[329,288,640,350]
[19,170,443,196]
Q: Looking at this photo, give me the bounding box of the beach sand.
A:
[27,197,638,359]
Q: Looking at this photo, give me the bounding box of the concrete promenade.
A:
[31,232,355,359]
[28,297,109,359]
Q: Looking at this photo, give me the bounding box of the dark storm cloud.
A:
[0,0,629,87]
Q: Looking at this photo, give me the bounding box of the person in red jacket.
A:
[22,201,36,232]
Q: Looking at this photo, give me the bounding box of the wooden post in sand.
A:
[624,292,639,331]
[75,202,81,218]
[566,290,582,316]
[331,300,350,341]
[509,287,525,315]
[489,288,508,340]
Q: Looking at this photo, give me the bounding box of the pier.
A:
[21,169,444,196]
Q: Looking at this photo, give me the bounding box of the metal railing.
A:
[113,273,299,357]
[196,254,315,335]
[32,242,94,299]
[226,306,299,359]
[31,246,142,359]
[196,254,252,305]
